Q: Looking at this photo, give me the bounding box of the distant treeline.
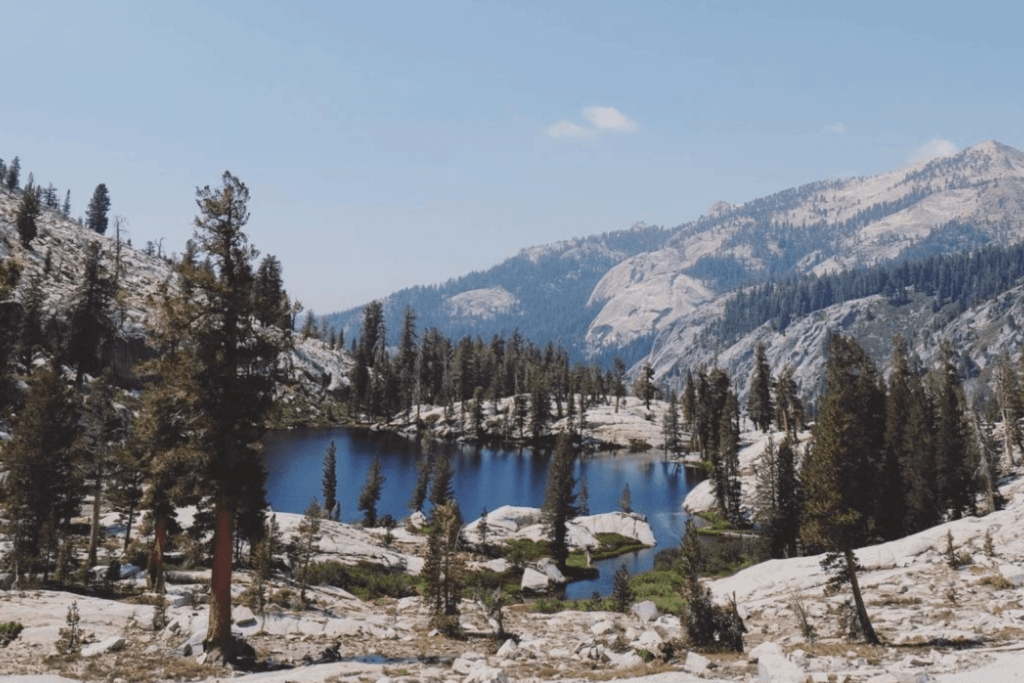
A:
[718,230,1024,341]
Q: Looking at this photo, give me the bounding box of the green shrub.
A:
[0,622,23,647]
[299,560,418,601]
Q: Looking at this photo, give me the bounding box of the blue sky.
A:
[2,1,1022,313]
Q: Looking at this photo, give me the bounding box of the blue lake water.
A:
[263,427,698,597]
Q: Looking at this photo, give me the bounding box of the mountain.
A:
[325,140,1024,400]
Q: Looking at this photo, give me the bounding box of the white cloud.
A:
[546,120,593,139]
[583,106,639,133]
[909,138,959,164]
[824,122,847,134]
[546,106,638,139]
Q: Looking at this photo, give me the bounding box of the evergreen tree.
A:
[543,432,578,569]
[422,500,464,634]
[5,156,20,190]
[930,340,975,519]
[717,391,742,523]
[295,498,323,605]
[747,342,774,432]
[612,564,634,612]
[15,178,40,247]
[396,305,419,413]
[774,364,803,440]
[663,390,680,454]
[142,172,283,659]
[62,189,71,216]
[996,349,1022,467]
[0,364,84,582]
[86,183,111,235]
[408,439,434,513]
[67,242,116,387]
[682,370,696,429]
[252,254,290,329]
[429,448,454,510]
[754,437,801,558]
[81,371,127,567]
[801,335,881,644]
[632,362,656,409]
[612,357,627,413]
[358,455,385,527]
[321,441,338,521]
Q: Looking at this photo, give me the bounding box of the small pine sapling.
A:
[612,564,634,613]
[620,484,632,514]
[57,601,82,655]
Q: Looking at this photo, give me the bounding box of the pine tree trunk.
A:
[88,467,103,568]
[207,497,235,660]
[122,501,135,553]
[147,515,166,594]
[845,548,879,644]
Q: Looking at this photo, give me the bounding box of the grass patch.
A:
[505,539,552,563]
[629,570,686,614]
[300,560,418,601]
[693,510,735,536]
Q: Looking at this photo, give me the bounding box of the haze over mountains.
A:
[325,140,1024,401]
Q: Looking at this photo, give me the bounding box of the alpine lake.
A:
[263,427,700,598]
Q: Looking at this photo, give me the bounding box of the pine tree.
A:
[577,472,590,516]
[15,178,40,247]
[543,432,578,569]
[86,183,111,235]
[295,499,323,605]
[252,254,290,329]
[682,370,696,429]
[429,448,454,510]
[930,340,975,519]
[612,357,627,413]
[81,371,127,567]
[422,500,464,634]
[801,335,881,644]
[754,436,801,558]
[142,172,283,660]
[0,364,84,582]
[396,305,419,413]
[632,362,656,409]
[612,564,634,612]
[747,342,774,432]
[67,242,116,387]
[321,441,338,521]
[996,349,1022,467]
[5,156,20,190]
[62,189,71,216]
[357,456,385,527]
[774,364,803,440]
[663,390,680,454]
[717,391,742,524]
[409,439,434,513]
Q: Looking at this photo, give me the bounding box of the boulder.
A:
[496,638,518,658]
[758,653,807,682]
[232,606,257,628]
[573,512,657,547]
[81,636,126,657]
[521,568,550,593]
[463,666,509,683]
[536,558,567,584]
[684,651,711,674]
[999,564,1024,587]
[748,640,784,662]
[631,600,659,623]
[482,558,511,573]
[409,511,428,530]
[591,620,616,636]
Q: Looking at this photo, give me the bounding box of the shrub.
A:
[0,622,24,647]
[299,560,417,601]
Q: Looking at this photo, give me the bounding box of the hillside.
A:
[0,183,351,427]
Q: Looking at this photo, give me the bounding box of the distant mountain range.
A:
[325,140,1024,401]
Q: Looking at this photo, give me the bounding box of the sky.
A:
[1,1,1022,314]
